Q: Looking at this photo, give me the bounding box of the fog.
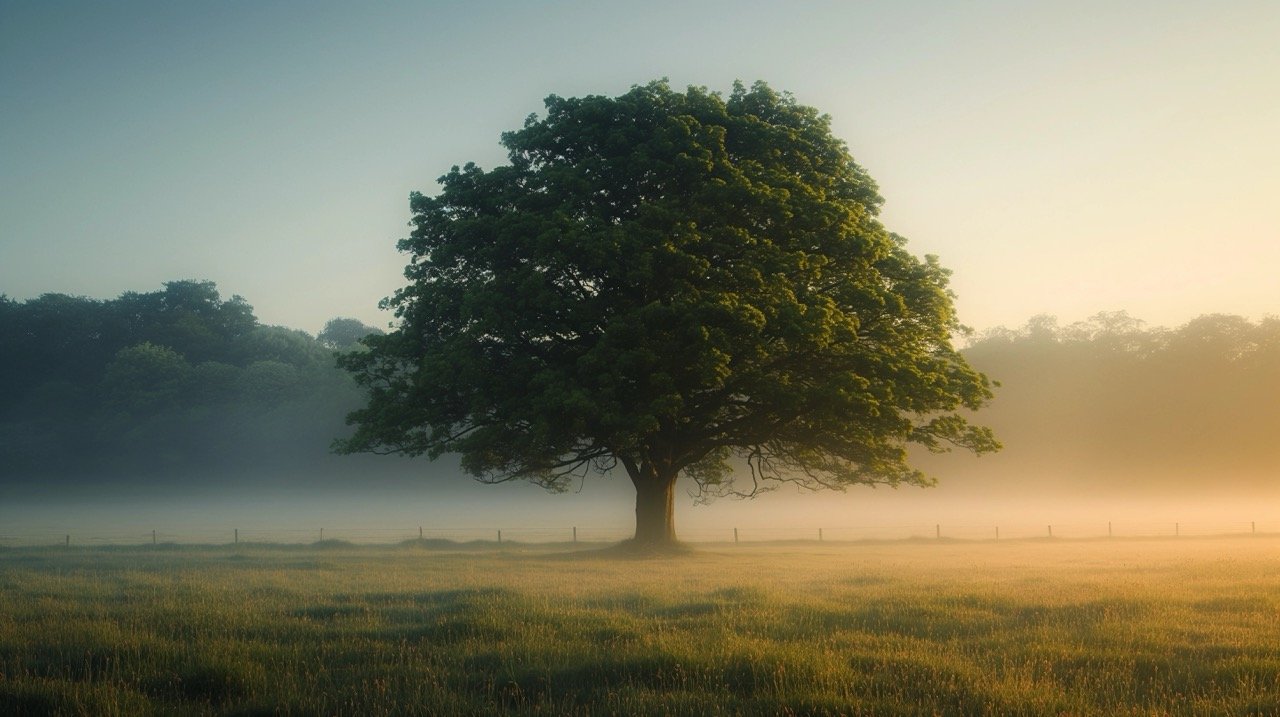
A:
[3,295,1279,546]
[5,469,1278,547]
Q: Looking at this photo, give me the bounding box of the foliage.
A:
[318,317,384,351]
[339,80,998,541]
[232,326,331,368]
[953,311,1280,493]
[100,342,192,415]
[2,540,1278,715]
[3,270,1275,502]
[0,282,370,482]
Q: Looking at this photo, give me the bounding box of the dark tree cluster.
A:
[0,281,381,483]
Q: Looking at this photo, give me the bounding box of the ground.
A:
[2,536,1278,715]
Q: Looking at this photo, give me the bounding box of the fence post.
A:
[40,515,1275,547]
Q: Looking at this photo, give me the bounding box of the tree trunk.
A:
[632,470,678,546]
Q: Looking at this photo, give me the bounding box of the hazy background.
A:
[2,1,1278,540]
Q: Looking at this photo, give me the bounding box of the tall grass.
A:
[1,537,1278,715]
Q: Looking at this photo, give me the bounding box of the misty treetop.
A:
[319,317,386,351]
[954,311,1280,492]
[338,80,999,546]
[0,281,382,481]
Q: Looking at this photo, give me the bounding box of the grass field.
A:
[2,536,1279,715]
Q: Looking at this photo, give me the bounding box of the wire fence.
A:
[1,520,1277,548]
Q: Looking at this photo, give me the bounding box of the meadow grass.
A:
[1,536,1278,715]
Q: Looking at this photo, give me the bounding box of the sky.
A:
[2,0,1277,337]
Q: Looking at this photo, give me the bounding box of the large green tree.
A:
[338,81,998,547]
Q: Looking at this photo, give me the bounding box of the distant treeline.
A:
[0,281,381,482]
[2,284,1276,496]
[933,311,1280,494]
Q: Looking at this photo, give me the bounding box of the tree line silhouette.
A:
[1,283,1275,496]
[941,311,1280,495]
[0,281,379,483]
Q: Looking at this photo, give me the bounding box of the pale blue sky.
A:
[3,0,1277,334]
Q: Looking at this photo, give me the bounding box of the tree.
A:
[113,280,257,364]
[233,325,331,369]
[337,80,999,548]
[318,317,384,351]
[99,342,191,416]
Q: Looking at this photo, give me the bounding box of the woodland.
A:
[2,281,1276,498]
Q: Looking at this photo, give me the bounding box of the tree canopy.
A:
[0,281,371,483]
[318,317,384,351]
[338,80,998,546]
[947,311,1280,496]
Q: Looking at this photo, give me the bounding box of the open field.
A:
[2,537,1279,715]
